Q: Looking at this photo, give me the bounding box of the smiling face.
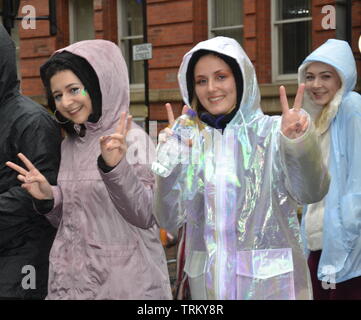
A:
[305,62,342,107]
[194,54,237,116]
[50,70,93,124]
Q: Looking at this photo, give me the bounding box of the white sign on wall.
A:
[133,43,152,61]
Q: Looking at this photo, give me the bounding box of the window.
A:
[69,0,94,43]
[272,0,311,81]
[118,0,144,86]
[208,0,243,45]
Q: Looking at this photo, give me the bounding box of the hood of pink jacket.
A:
[55,40,129,132]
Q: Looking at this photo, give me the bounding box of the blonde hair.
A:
[314,92,342,134]
[190,93,206,131]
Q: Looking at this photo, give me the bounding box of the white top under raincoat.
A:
[300,39,361,283]
[154,37,330,300]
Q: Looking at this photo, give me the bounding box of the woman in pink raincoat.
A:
[6,40,172,300]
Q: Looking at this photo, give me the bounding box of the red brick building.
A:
[1,0,360,131]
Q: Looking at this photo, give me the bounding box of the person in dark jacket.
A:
[0,24,61,299]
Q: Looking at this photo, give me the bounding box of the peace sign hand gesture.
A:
[280,83,309,139]
[100,112,132,167]
[158,103,191,144]
[6,153,53,200]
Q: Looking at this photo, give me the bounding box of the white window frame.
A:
[69,0,94,44]
[117,0,144,89]
[208,0,244,41]
[68,0,75,44]
[271,0,312,82]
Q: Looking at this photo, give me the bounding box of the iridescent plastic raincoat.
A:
[155,37,330,300]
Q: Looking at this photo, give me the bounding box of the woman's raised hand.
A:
[280,83,309,139]
[100,112,132,167]
[6,153,53,200]
[158,103,190,143]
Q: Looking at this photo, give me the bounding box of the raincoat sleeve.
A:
[153,164,187,234]
[0,112,61,224]
[40,185,63,228]
[98,151,156,230]
[336,93,361,247]
[279,115,330,204]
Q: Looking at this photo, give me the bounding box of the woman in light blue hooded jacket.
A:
[154,36,330,300]
[299,39,361,299]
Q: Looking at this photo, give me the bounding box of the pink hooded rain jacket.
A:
[43,40,172,300]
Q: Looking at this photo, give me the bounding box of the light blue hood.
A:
[298,39,357,96]
[298,39,358,135]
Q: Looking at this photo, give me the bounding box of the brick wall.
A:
[18,0,69,99]
[147,0,207,122]
[243,0,272,84]
[14,0,361,114]
[312,0,361,83]
[352,0,361,77]
[312,0,337,49]
[18,0,117,101]
[94,0,117,42]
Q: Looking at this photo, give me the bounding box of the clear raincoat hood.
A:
[178,36,263,124]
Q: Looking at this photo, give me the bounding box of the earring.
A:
[54,110,70,124]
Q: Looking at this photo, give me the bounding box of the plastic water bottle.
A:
[152,109,197,177]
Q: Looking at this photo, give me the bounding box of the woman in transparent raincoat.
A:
[154,36,330,300]
[299,39,361,299]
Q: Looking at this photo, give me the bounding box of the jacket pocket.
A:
[236,248,295,300]
[82,242,141,299]
[184,250,207,300]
